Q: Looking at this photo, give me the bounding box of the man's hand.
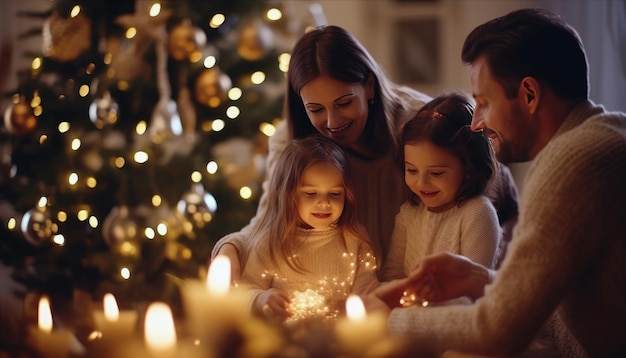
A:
[409,252,492,302]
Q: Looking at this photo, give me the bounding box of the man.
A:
[364,8,626,357]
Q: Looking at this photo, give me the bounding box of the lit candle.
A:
[144,302,177,357]
[27,296,85,358]
[334,295,388,356]
[180,255,249,342]
[93,293,138,339]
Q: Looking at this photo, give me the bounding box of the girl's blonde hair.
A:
[250,135,369,272]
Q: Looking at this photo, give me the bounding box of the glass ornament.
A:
[237,19,274,61]
[102,206,141,258]
[193,68,231,108]
[89,90,120,129]
[176,183,217,229]
[20,207,54,247]
[149,99,183,143]
[3,101,37,136]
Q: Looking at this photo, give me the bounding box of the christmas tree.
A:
[0,0,318,307]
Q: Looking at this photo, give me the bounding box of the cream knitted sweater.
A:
[381,196,500,282]
[240,227,377,319]
[387,101,626,357]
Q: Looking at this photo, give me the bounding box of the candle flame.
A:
[144,302,176,351]
[38,296,53,333]
[103,293,120,321]
[207,255,231,295]
[345,295,366,321]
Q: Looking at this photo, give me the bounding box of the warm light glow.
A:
[33,106,43,117]
[144,302,177,352]
[57,211,67,222]
[37,196,48,208]
[134,151,149,164]
[207,255,231,295]
[89,216,98,228]
[125,27,137,39]
[86,63,96,75]
[86,177,97,188]
[203,56,216,68]
[38,296,53,333]
[136,121,147,135]
[191,171,202,183]
[7,217,16,230]
[58,122,70,133]
[208,119,224,132]
[71,138,81,150]
[79,84,89,97]
[149,3,161,17]
[152,195,162,206]
[39,135,48,144]
[114,157,125,168]
[266,8,282,21]
[206,161,218,174]
[278,53,290,72]
[157,223,167,236]
[209,14,225,28]
[53,234,65,246]
[32,57,42,70]
[69,172,79,186]
[250,71,266,84]
[77,209,89,221]
[120,267,131,279]
[103,293,120,321]
[228,87,242,101]
[345,295,366,321]
[70,5,80,18]
[239,186,252,199]
[226,106,240,119]
[31,96,41,107]
[259,122,276,137]
[145,227,155,239]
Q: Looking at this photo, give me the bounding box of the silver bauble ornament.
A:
[21,207,54,247]
[102,206,141,258]
[149,99,183,143]
[176,183,217,229]
[89,90,120,129]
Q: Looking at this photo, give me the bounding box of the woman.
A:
[212,25,518,278]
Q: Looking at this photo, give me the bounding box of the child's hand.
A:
[256,288,292,320]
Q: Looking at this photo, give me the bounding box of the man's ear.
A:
[520,77,540,114]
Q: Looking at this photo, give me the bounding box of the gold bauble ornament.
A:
[3,101,37,136]
[237,20,274,61]
[168,22,207,61]
[193,68,232,108]
[42,12,91,62]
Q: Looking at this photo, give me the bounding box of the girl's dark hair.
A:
[400,91,495,206]
[461,8,588,101]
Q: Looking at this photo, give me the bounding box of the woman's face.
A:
[299,75,374,150]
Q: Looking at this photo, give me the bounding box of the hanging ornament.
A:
[193,68,232,108]
[237,19,274,61]
[20,207,54,247]
[167,21,207,61]
[102,206,141,259]
[3,101,37,136]
[176,183,217,229]
[149,99,183,143]
[42,12,91,62]
[88,88,120,129]
[144,203,186,241]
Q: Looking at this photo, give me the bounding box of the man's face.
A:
[469,55,535,163]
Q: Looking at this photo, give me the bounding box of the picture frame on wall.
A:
[393,17,440,84]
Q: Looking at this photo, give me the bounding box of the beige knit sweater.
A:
[381,196,500,282]
[387,101,626,357]
[239,227,377,320]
